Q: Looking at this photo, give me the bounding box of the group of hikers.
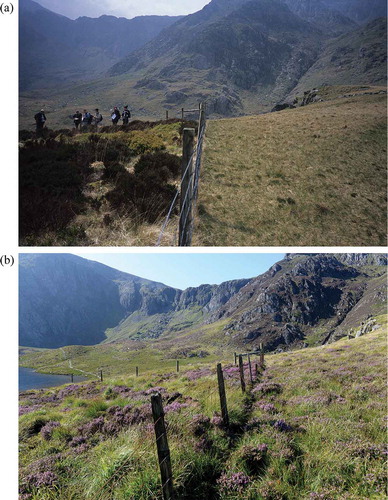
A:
[34,105,131,134]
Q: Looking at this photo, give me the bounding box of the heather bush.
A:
[134,151,181,179]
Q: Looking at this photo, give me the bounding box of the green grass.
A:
[195,92,387,246]
[19,318,387,499]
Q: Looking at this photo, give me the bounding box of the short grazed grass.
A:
[19,318,387,499]
[196,93,387,246]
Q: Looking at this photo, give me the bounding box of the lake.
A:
[19,366,87,391]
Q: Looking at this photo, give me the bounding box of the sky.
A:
[76,252,285,289]
[36,0,211,19]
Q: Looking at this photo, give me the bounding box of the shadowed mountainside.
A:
[19,0,182,90]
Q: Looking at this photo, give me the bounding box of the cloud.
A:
[36,0,211,19]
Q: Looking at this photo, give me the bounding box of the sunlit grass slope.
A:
[196,91,387,246]
[19,317,387,499]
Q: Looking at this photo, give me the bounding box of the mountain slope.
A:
[289,17,387,93]
[108,0,323,113]
[19,254,387,351]
[19,0,182,90]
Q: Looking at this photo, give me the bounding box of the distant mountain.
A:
[19,0,182,90]
[19,254,387,350]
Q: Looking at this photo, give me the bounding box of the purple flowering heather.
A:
[257,402,277,413]
[211,415,224,427]
[217,471,251,494]
[40,421,60,441]
[273,419,293,432]
[164,401,189,413]
[24,471,58,489]
[252,382,283,395]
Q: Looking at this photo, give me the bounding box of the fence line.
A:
[155,102,207,247]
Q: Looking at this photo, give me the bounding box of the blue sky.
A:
[76,253,285,289]
[36,0,211,19]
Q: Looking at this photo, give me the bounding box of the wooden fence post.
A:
[238,355,246,393]
[260,344,265,369]
[166,110,169,120]
[179,128,195,246]
[176,360,180,373]
[136,366,139,377]
[181,108,184,120]
[70,373,73,383]
[100,370,103,382]
[255,362,259,381]
[216,363,229,428]
[247,354,253,385]
[234,352,237,365]
[151,393,174,500]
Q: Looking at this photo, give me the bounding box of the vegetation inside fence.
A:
[19,316,387,499]
[196,89,387,246]
[19,119,197,247]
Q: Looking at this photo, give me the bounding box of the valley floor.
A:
[195,90,387,246]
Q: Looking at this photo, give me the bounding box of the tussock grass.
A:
[196,93,387,246]
[19,318,387,499]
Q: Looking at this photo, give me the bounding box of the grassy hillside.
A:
[195,89,387,246]
[19,317,387,499]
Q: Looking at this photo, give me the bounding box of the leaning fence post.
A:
[216,363,229,428]
[179,128,195,246]
[151,393,174,500]
[238,355,246,393]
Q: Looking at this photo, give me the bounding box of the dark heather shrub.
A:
[239,444,268,474]
[20,418,49,440]
[134,152,181,179]
[190,414,211,436]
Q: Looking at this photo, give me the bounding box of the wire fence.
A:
[91,358,264,500]
[156,102,207,247]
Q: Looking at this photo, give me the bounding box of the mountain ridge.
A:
[19,253,387,351]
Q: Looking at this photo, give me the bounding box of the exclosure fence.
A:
[156,102,207,247]
[149,354,266,500]
[90,352,266,500]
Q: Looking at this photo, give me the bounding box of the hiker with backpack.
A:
[93,108,103,129]
[82,109,93,129]
[122,105,131,125]
[34,109,46,136]
[73,111,82,130]
[111,107,120,125]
